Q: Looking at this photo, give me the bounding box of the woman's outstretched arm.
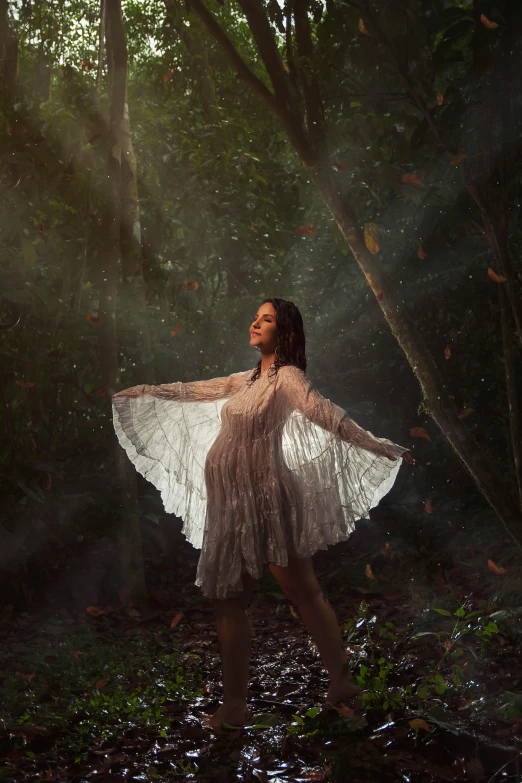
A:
[113,369,251,403]
[279,365,410,461]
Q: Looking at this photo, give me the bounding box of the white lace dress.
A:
[112,364,409,600]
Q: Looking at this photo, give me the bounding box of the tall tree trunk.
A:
[188,0,522,539]
[104,0,146,603]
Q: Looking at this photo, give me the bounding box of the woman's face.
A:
[250,302,277,352]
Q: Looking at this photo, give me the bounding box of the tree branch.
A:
[293,0,326,156]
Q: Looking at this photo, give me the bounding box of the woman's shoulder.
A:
[277,363,307,379]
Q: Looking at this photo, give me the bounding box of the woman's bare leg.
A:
[269,556,360,704]
[206,572,257,728]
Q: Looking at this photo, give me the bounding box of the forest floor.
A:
[1,518,522,783]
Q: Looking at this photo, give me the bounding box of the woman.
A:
[113,298,414,730]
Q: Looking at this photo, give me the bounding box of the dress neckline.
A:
[259,362,275,378]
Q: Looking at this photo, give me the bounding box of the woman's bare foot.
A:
[203,701,251,730]
[326,673,362,706]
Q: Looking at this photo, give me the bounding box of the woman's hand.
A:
[113,385,148,399]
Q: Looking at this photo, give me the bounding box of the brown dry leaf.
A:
[15,671,36,680]
[364,223,379,255]
[170,321,183,337]
[444,639,452,652]
[437,92,444,106]
[410,426,431,441]
[381,542,391,557]
[175,280,199,291]
[86,606,104,616]
[458,407,475,419]
[424,499,435,514]
[488,559,506,575]
[401,172,425,188]
[410,718,431,732]
[70,650,86,659]
[164,68,175,82]
[444,346,451,360]
[95,678,110,690]
[296,225,317,237]
[365,563,376,581]
[488,267,506,283]
[417,245,427,259]
[480,13,499,29]
[451,153,467,165]
[358,18,369,34]
[170,612,184,628]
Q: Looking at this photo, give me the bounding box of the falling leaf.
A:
[175,280,199,291]
[9,125,28,135]
[289,605,299,619]
[358,18,369,34]
[376,289,384,301]
[410,426,431,441]
[45,473,52,491]
[95,678,110,690]
[86,606,104,616]
[15,380,36,389]
[480,13,499,29]
[364,222,379,255]
[86,314,100,324]
[250,221,256,231]
[410,718,431,732]
[437,92,444,106]
[170,612,184,628]
[444,346,451,360]
[70,650,86,659]
[488,559,506,575]
[488,267,506,283]
[39,222,45,236]
[381,542,391,557]
[424,499,435,514]
[95,386,108,398]
[334,160,346,171]
[401,172,425,188]
[444,639,452,651]
[87,131,102,144]
[164,68,175,82]
[365,563,376,580]
[79,59,94,70]
[451,153,467,165]
[458,407,475,419]
[170,321,182,337]
[417,245,427,259]
[15,671,36,680]
[296,225,317,237]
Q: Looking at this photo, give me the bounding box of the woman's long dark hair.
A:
[248,298,307,384]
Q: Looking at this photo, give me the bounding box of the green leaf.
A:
[433,608,452,617]
[454,607,465,617]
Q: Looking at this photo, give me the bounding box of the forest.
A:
[1,0,522,779]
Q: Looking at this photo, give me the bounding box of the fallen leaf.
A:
[334,160,346,171]
[488,559,506,575]
[444,639,452,651]
[250,221,256,231]
[164,68,175,82]
[365,563,376,581]
[358,18,369,34]
[70,650,86,659]
[364,222,379,255]
[437,92,444,106]
[410,718,431,732]
[296,224,317,237]
[410,426,431,441]
[401,172,425,188]
[170,321,182,337]
[95,678,110,690]
[86,314,100,324]
[424,499,435,513]
[451,153,467,165]
[175,280,199,291]
[86,606,104,616]
[488,267,506,283]
[417,245,427,259]
[480,13,499,29]
[15,671,36,680]
[444,346,451,360]
[170,612,184,628]
[458,407,475,419]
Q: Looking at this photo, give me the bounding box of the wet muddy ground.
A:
[1,529,522,782]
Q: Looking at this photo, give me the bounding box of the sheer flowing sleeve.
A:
[111,369,252,550]
[279,365,409,460]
